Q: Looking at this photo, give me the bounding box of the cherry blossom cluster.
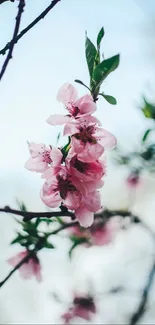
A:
[25,83,116,227]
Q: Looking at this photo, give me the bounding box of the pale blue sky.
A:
[0,0,155,172]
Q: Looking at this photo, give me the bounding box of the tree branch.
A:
[0,0,25,81]
[0,0,61,56]
[0,206,74,220]
[0,0,14,5]
[130,259,155,325]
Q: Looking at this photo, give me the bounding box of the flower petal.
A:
[25,157,47,172]
[57,83,78,105]
[94,128,117,149]
[50,147,63,166]
[76,95,96,116]
[75,204,94,227]
[46,114,70,125]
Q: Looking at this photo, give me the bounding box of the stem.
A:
[0,0,25,81]
[0,253,30,288]
[130,259,155,325]
[0,0,61,56]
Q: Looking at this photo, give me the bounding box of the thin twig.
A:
[130,259,155,325]
[0,0,61,56]
[0,253,30,288]
[0,221,77,289]
[0,0,25,81]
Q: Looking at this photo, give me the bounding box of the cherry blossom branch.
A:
[0,0,25,81]
[0,0,61,56]
[0,220,78,289]
[1,205,154,238]
[130,258,155,325]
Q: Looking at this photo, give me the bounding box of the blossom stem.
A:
[0,253,31,288]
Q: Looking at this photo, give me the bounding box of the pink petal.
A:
[75,204,94,227]
[63,120,79,136]
[40,188,61,208]
[8,251,27,267]
[75,95,96,116]
[84,191,101,212]
[46,114,70,125]
[63,191,81,210]
[57,83,78,105]
[25,157,47,172]
[70,137,84,154]
[28,142,45,157]
[94,128,117,149]
[50,147,62,166]
[77,142,104,162]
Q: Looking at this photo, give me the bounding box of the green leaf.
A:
[141,98,155,120]
[141,144,155,160]
[35,217,41,227]
[56,132,61,144]
[93,54,120,88]
[85,34,97,78]
[69,238,87,258]
[44,241,55,249]
[142,129,152,142]
[16,199,27,212]
[97,27,104,49]
[74,79,90,91]
[99,93,117,105]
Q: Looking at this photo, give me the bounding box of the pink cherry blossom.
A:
[126,171,140,188]
[46,83,96,126]
[8,251,42,282]
[61,295,96,324]
[75,190,102,227]
[91,216,121,246]
[66,151,106,181]
[40,167,83,210]
[64,116,116,162]
[25,142,62,173]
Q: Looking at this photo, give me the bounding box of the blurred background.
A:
[0,0,155,323]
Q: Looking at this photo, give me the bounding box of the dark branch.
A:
[0,206,74,221]
[0,0,14,5]
[0,0,25,81]
[130,259,155,325]
[0,0,61,56]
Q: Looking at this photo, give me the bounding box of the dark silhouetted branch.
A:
[130,259,155,325]
[0,252,30,288]
[0,0,61,56]
[0,0,14,5]
[0,0,25,81]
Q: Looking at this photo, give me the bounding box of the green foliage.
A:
[69,236,88,258]
[85,34,97,78]
[142,129,153,143]
[141,144,155,161]
[97,27,104,49]
[99,93,117,105]
[74,79,90,91]
[84,28,119,102]
[141,98,155,120]
[93,54,119,88]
